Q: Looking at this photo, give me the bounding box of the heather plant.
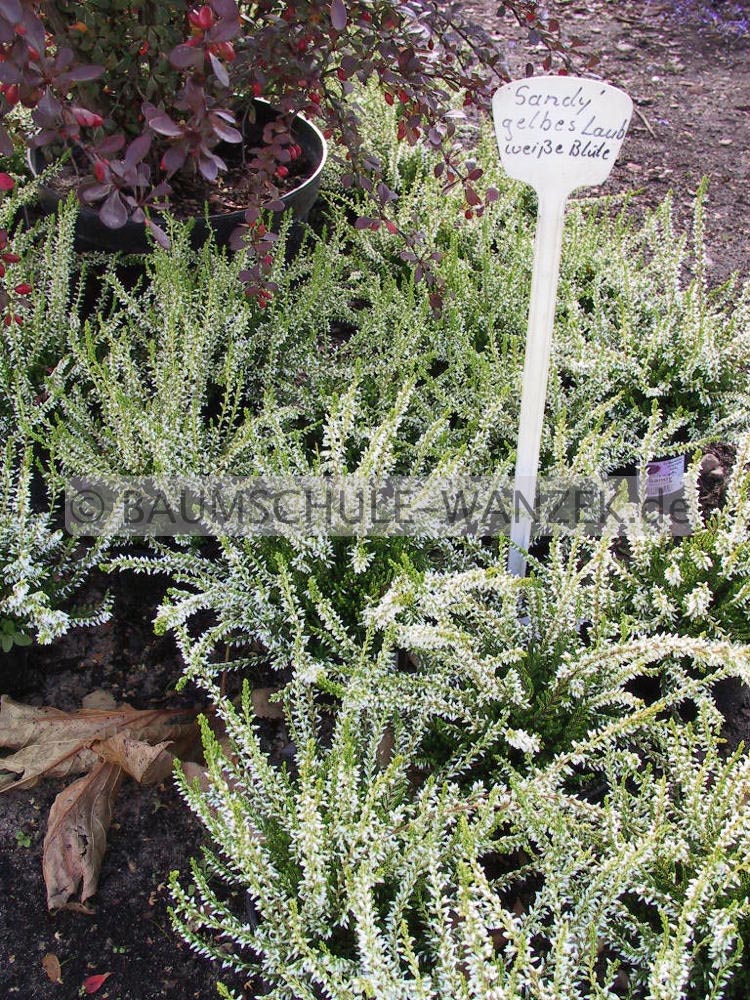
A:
[315,95,750,470]
[0,190,114,646]
[552,186,750,463]
[168,536,750,998]
[0,434,111,644]
[615,437,750,644]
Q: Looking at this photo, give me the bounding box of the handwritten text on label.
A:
[497,83,629,163]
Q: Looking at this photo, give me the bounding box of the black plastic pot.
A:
[29,100,327,254]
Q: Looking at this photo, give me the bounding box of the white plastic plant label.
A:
[492,76,632,577]
[646,456,685,498]
[492,76,633,198]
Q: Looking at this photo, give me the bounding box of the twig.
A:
[634,106,656,139]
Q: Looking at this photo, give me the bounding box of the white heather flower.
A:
[505,728,542,755]
[690,549,713,572]
[664,561,682,587]
[684,582,712,619]
[652,587,677,621]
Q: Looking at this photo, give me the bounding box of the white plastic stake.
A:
[492,77,632,576]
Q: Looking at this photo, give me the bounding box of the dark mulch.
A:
[0,575,236,1000]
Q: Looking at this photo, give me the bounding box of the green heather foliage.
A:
[616,439,750,643]
[0,194,110,644]
[0,435,111,643]
[169,533,750,998]
[47,106,750,485]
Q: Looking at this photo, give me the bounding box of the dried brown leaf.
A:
[81,690,118,711]
[42,952,62,984]
[251,687,284,720]
[180,761,211,793]
[43,761,123,912]
[0,696,198,791]
[93,734,174,785]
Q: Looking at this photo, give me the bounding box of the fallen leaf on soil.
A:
[93,733,174,785]
[0,695,198,791]
[81,690,118,711]
[42,953,62,984]
[1,694,202,910]
[83,972,112,994]
[43,761,123,912]
[251,687,284,720]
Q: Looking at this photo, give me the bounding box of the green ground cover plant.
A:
[1,67,750,1000]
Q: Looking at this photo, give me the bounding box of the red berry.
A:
[309,91,320,105]
[93,160,107,182]
[14,283,31,296]
[337,67,347,82]
[0,172,14,191]
[275,165,289,179]
[138,40,149,55]
[5,84,19,106]
[2,252,20,263]
[384,92,394,106]
[252,82,263,97]
[3,314,11,326]
[464,210,473,220]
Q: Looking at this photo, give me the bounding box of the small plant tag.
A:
[492,76,632,198]
[646,456,685,498]
[492,76,632,576]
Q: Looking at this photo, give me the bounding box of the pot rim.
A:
[27,99,328,226]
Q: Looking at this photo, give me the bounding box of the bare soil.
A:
[2,5,749,1000]
[471,0,750,284]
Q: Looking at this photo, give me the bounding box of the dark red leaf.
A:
[146,219,170,248]
[147,113,183,138]
[465,185,481,207]
[208,51,230,88]
[211,0,239,16]
[211,117,242,143]
[331,0,347,31]
[95,134,126,155]
[198,155,219,182]
[99,190,128,229]
[61,65,105,83]
[0,127,14,158]
[169,44,204,70]
[0,0,23,24]
[84,973,112,995]
[161,145,187,174]
[124,134,152,166]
